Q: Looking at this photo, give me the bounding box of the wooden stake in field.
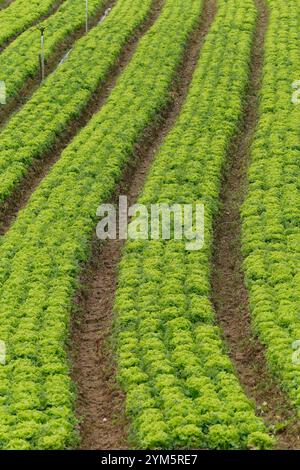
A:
[39,26,46,82]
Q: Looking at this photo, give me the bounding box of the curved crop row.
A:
[0,0,61,47]
[0,0,108,101]
[0,0,154,203]
[0,0,204,449]
[114,0,274,450]
[241,0,300,411]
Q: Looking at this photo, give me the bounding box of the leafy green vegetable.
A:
[0,0,106,100]
[0,0,61,47]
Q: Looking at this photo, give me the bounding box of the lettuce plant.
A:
[0,0,107,100]
[0,0,154,202]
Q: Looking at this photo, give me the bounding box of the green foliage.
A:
[115,0,274,449]
[0,0,60,47]
[241,0,300,409]
[247,431,275,450]
[0,0,204,449]
[0,0,106,100]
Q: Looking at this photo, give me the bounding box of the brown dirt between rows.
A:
[70,0,217,450]
[0,0,14,11]
[0,0,65,54]
[211,0,300,450]
[0,0,164,236]
[0,0,116,128]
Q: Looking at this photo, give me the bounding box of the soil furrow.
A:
[70,0,217,450]
[0,0,165,237]
[211,0,300,450]
[0,0,115,127]
[0,0,65,53]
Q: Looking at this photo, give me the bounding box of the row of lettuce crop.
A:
[0,0,204,449]
[0,0,155,202]
[0,0,108,101]
[241,0,300,412]
[114,0,274,450]
[0,0,61,47]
